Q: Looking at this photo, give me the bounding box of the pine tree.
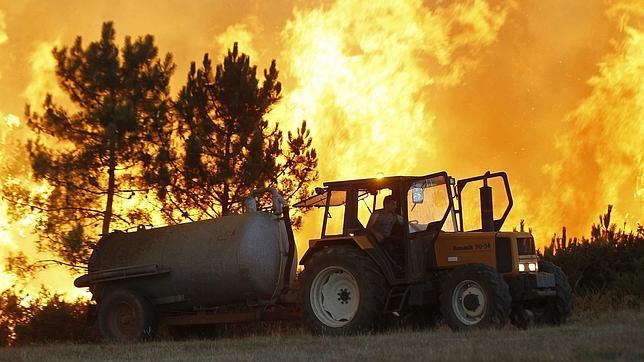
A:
[16,22,175,265]
[163,43,317,221]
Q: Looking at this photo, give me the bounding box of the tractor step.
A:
[384,286,409,313]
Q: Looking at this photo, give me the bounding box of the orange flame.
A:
[273,0,510,179]
[539,3,644,235]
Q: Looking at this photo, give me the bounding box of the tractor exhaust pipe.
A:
[480,174,494,232]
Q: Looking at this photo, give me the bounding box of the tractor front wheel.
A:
[440,264,511,331]
[536,260,572,325]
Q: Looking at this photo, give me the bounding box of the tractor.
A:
[76,170,571,340]
[295,171,572,334]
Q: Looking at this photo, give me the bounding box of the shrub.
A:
[542,205,644,301]
[0,288,98,346]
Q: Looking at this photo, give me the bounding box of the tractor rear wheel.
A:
[98,289,157,342]
[440,264,511,331]
[302,246,387,335]
[536,260,572,325]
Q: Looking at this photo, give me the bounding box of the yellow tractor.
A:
[296,171,571,334]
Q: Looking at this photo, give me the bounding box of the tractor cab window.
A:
[323,190,346,236]
[407,175,451,233]
[357,189,393,228]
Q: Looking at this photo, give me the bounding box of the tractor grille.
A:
[517,237,536,255]
[495,237,513,273]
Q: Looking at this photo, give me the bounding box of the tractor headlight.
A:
[518,261,538,273]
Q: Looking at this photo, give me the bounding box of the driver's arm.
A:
[366,211,384,242]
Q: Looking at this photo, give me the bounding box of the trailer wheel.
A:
[302,246,387,335]
[440,264,511,331]
[98,289,157,341]
[536,260,572,325]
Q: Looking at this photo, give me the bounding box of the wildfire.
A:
[0,112,89,299]
[0,0,642,297]
[540,9,644,233]
[274,0,510,179]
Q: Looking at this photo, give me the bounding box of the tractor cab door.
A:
[404,173,454,281]
[455,171,513,232]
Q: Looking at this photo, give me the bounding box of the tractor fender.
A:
[300,235,398,284]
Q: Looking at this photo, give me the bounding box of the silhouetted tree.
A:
[0,289,23,347]
[9,22,175,266]
[161,43,317,221]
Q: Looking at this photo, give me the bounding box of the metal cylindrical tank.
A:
[87,212,294,309]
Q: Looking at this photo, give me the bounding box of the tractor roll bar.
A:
[456,171,513,232]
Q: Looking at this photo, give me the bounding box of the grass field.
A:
[1,310,643,361]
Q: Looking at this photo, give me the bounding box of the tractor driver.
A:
[366,195,404,244]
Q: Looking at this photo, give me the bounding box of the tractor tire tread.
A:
[537,260,572,325]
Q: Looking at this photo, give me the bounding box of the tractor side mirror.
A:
[412,186,424,204]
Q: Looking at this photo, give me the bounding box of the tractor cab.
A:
[296,170,520,284]
[296,171,456,283]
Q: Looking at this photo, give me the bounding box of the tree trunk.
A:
[221,131,231,216]
[222,181,229,216]
[102,136,117,235]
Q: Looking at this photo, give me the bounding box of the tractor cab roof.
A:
[324,176,411,188]
[294,171,451,208]
[324,171,450,189]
